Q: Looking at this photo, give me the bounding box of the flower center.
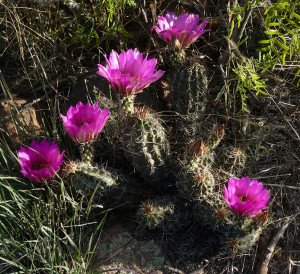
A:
[144,206,152,214]
[33,162,49,170]
[239,196,248,202]
[77,119,92,127]
[130,76,137,83]
[121,72,138,83]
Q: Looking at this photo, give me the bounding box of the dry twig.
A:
[256,217,293,274]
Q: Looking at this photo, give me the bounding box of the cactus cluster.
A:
[59,45,270,269]
[12,9,276,273]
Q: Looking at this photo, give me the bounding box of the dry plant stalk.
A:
[256,217,293,274]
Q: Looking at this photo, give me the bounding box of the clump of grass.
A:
[0,141,107,273]
[0,0,137,90]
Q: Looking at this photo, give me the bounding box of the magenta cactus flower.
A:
[152,11,210,48]
[97,48,164,96]
[61,102,109,144]
[18,140,64,183]
[223,177,270,217]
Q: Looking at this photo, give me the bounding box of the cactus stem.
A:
[119,94,135,114]
[79,143,94,165]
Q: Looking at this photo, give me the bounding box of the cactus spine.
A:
[218,146,247,176]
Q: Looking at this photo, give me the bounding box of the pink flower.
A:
[152,11,210,48]
[61,102,109,144]
[18,140,64,183]
[223,177,270,217]
[97,49,164,96]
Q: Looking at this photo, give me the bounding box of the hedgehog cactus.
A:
[119,94,135,114]
[121,106,170,183]
[137,198,175,229]
[170,61,208,116]
[225,212,268,250]
[193,199,229,229]
[177,139,215,201]
[222,177,271,250]
[207,124,225,150]
[218,146,247,175]
[62,161,130,206]
[177,165,215,201]
[169,61,208,143]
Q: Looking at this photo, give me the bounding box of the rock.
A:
[91,224,169,273]
[0,96,44,147]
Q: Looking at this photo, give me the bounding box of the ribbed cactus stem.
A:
[71,161,118,187]
[62,161,125,204]
[120,95,135,114]
[121,108,170,183]
[170,49,186,67]
[79,143,94,164]
[169,61,208,143]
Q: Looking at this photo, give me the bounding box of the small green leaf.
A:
[257,90,269,96]
[257,46,271,52]
[271,45,284,63]
[291,12,300,20]
[259,39,273,44]
[275,38,289,51]
[266,22,281,27]
[238,36,248,46]
[285,18,300,28]
[265,30,280,35]
[229,20,235,38]
[281,24,295,36]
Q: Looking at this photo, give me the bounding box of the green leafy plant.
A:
[258,1,300,85]
[232,57,268,114]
